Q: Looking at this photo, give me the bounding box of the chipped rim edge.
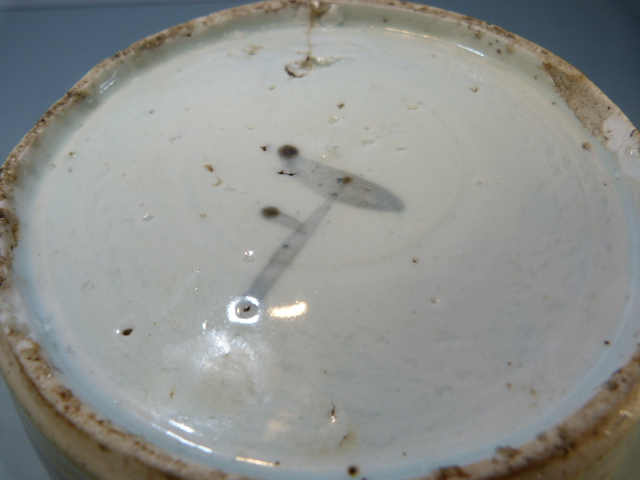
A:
[0,1,639,479]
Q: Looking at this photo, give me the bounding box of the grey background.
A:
[0,1,638,479]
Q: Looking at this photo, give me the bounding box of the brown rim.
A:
[0,1,639,479]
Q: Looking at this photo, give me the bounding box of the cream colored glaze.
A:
[2,3,640,480]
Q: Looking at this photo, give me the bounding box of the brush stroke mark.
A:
[231,145,404,322]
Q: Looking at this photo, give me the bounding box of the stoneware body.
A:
[0,1,640,479]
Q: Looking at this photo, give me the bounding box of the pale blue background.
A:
[0,1,638,479]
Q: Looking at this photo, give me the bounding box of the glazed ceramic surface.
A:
[1,1,640,480]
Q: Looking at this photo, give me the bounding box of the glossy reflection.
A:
[268,301,308,319]
[235,456,281,467]
[164,430,213,454]
[168,418,196,434]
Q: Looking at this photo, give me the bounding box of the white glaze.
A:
[5,4,640,480]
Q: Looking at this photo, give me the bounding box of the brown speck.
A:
[556,426,576,454]
[604,340,611,345]
[402,452,407,457]
[507,382,513,388]
[285,64,304,78]
[469,86,478,93]
[244,44,263,55]
[474,30,483,39]
[261,145,268,151]
[496,445,521,459]
[274,461,280,466]
[496,48,502,54]
[262,206,280,218]
[338,102,346,109]
[341,176,353,185]
[412,258,418,263]
[68,88,90,101]
[122,328,133,336]
[212,177,223,187]
[310,1,330,20]
[278,144,299,159]
[506,44,515,54]
[200,213,207,218]
[204,164,214,172]
[56,388,72,401]
[347,466,359,476]
[68,151,75,156]
[339,433,352,447]
[530,388,537,396]
[435,465,470,479]
[278,170,296,176]
[507,362,512,366]
[582,142,592,151]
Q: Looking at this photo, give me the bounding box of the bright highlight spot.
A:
[236,456,280,467]
[268,301,308,319]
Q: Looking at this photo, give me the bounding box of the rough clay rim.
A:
[0,1,639,479]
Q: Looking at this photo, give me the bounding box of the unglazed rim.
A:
[0,1,639,479]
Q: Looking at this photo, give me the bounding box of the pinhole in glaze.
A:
[0,1,640,480]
